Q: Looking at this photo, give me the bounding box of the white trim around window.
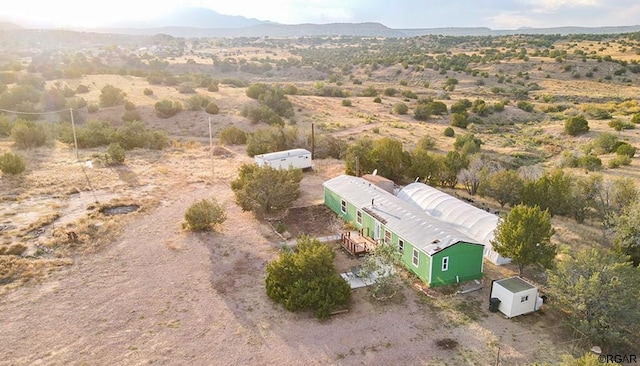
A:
[398,239,404,253]
[340,199,346,214]
[442,256,449,271]
[412,248,419,267]
[356,210,362,225]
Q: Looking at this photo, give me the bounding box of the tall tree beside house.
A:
[549,248,640,352]
[491,204,556,276]
[265,236,351,319]
[231,163,302,217]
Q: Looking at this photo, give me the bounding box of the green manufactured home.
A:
[324,175,484,287]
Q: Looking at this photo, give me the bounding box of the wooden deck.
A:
[340,230,377,257]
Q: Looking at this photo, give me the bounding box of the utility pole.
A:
[70,108,79,160]
[311,122,315,160]
[209,117,214,180]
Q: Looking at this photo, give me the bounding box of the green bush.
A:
[384,88,398,96]
[373,96,382,103]
[516,100,534,112]
[0,116,14,137]
[450,112,468,128]
[0,151,26,174]
[578,155,602,171]
[205,102,220,114]
[147,130,170,150]
[11,120,47,148]
[106,143,125,165]
[631,113,640,124]
[122,109,142,122]
[608,155,632,168]
[124,101,136,111]
[564,115,589,136]
[154,99,182,118]
[87,104,99,113]
[265,236,351,318]
[143,88,153,96]
[393,102,408,115]
[219,126,247,145]
[183,198,227,232]
[99,84,126,107]
[185,95,211,111]
[341,99,352,107]
[616,142,636,157]
[76,85,89,94]
[444,127,455,137]
[207,83,219,92]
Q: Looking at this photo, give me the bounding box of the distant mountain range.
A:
[2,7,640,37]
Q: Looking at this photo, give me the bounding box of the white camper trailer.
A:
[254,148,312,170]
[490,277,543,318]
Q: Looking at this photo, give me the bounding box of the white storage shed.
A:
[254,148,312,170]
[490,277,542,318]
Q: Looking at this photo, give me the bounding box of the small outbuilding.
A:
[254,148,312,170]
[490,276,542,318]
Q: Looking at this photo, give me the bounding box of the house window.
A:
[356,210,362,225]
[442,256,449,271]
[398,239,404,253]
[521,295,529,303]
[340,199,346,214]
[412,249,419,267]
[384,229,391,243]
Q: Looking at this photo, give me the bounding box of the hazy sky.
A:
[2,0,639,29]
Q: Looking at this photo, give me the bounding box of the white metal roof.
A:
[397,183,510,265]
[255,148,311,161]
[324,175,483,256]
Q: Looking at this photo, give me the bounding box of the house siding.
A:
[324,182,484,287]
[430,243,484,286]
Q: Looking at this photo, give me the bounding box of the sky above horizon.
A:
[1,0,639,29]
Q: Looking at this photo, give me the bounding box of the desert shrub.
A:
[113,121,149,150]
[454,133,482,152]
[219,126,247,145]
[578,155,602,171]
[124,101,136,111]
[147,131,170,150]
[608,119,635,132]
[246,126,298,156]
[384,87,398,96]
[414,104,431,121]
[178,84,196,94]
[143,88,153,96]
[99,84,126,107]
[564,115,589,136]
[76,120,115,148]
[0,151,26,174]
[593,132,619,154]
[154,99,182,118]
[373,96,382,103]
[341,99,352,107]
[183,198,227,232]
[282,84,297,95]
[87,103,99,113]
[240,105,284,126]
[616,142,636,157]
[583,106,612,120]
[11,120,47,148]
[417,135,436,150]
[0,116,14,137]
[493,101,505,112]
[608,155,632,168]
[444,127,455,137]
[204,102,220,115]
[401,90,417,99]
[231,163,302,216]
[122,109,142,122]
[631,113,640,124]
[359,85,378,97]
[76,84,89,94]
[265,236,351,319]
[106,142,125,165]
[393,102,408,115]
[516,100,534,112]
[207,83,219,92]
[451,112,468,128]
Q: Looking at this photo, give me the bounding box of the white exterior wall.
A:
[254,149,312,170]
[491,281,538,318]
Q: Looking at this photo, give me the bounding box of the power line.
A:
[0,107,77,115]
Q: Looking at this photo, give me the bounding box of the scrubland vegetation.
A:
[1,29,639,358]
